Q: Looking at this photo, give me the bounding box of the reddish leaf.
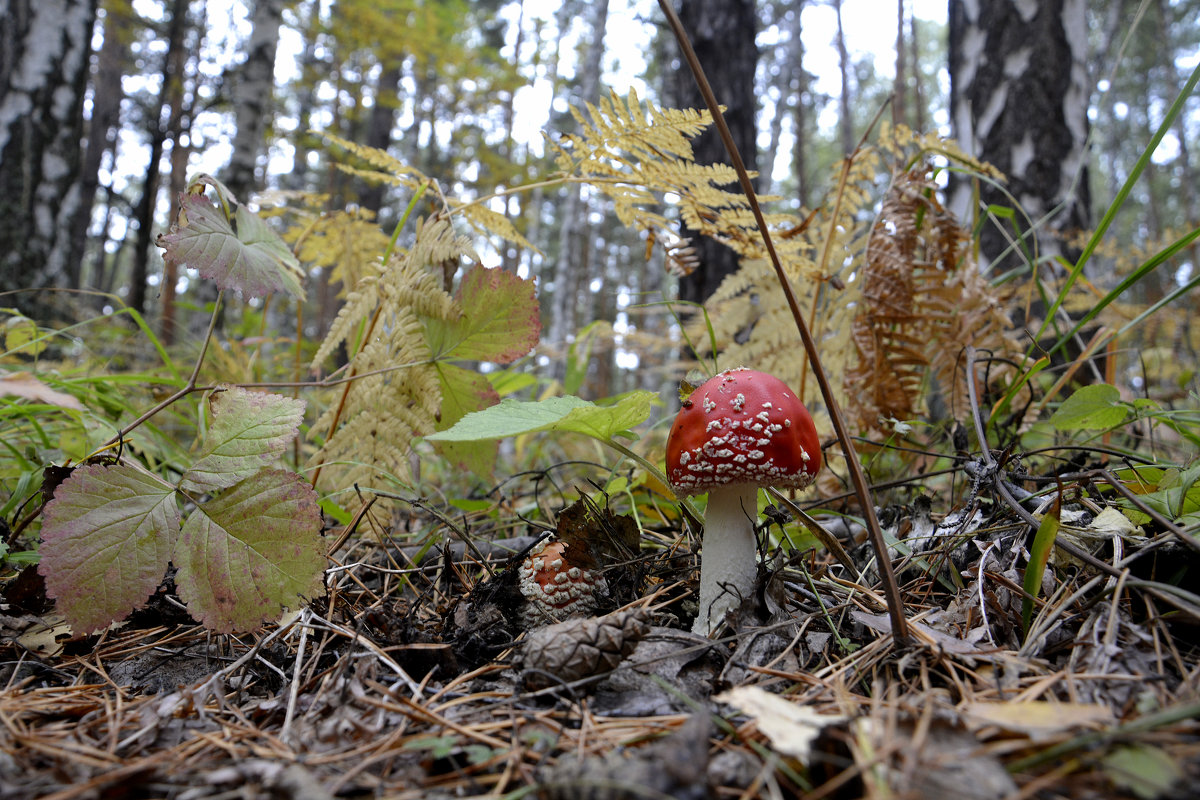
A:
[181,386,306,493]
[38,464,178,635]
[173,470,324,633]
[157,191,303,299]
[424,264,540,363]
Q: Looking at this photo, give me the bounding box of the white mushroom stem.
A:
[693,483,760,635]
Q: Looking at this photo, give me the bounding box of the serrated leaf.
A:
[181,386,306,492]
[1051,384,1129,431]
[173,469,323,633]
[425,391,655,444]
[38,464,178,635]
[157,191,303,299]
[423,264,540,363]
[431,363,499,478]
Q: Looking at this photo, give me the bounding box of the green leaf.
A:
[1127,463,1200,524]
[431,363,500,478]
[423,264,540,363]
[4,315,46,357]
[38,464,178,635]
[157,189,303,299]
[1022,499,1060,635]
[565,321,608,395]
[1104,744,1184,799]
[1051,384,1129,431]
[488,368,538,397]
[424,391,655,444]
[174,470,324,633]
[181,386,306,493]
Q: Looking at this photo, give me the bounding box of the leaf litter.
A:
[5,458,1200,800]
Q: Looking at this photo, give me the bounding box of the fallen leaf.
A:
[0,372,83,410]
[715,685,846,760]
[1104,743,1184,799]
[961,700,1114,740]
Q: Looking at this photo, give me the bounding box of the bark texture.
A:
[546,0,608,365]
[0,0,96,319]
[225,0,285,204]
[948,0,1091,269]
[670,0,759,307]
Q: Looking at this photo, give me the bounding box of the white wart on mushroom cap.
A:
[664,367,821,634]
[517,540,604,626]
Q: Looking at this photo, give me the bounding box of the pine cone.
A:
[519,608,651,689]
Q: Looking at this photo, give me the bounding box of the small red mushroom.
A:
[518,540,603,626]
[665,367,820,634]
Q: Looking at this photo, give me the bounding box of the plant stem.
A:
[103,290,226,449]
[657,0,909,644]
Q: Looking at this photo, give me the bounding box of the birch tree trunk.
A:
[0,0,96,320]
[225,0,285,204]
[546,0,608,373]
[948,0,1091,270]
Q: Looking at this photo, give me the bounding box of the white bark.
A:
[0,0,95,316]
[546,0,608,374]
[226,0,284,203]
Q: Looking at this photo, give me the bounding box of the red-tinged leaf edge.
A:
[38,464,178,635]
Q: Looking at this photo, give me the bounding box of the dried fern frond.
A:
[647,228,699,278]
[692,123,1019,444]
[694,145,886,416]
[309,215,472,490]
[845,163,1018,433]
[321,132,427,192]
[457,203,540,254]
[568,89,711,166]
[283,208,391,300]
[554,90,771,254]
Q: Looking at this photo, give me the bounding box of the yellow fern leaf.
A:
[456,203,541,255]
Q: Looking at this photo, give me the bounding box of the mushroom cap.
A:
[665,367,821,497]
[518,540,602,624]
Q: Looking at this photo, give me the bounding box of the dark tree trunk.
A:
[948,0,1091,270]
[287,0,322,192]
[358,62,403,216]
[0,0,96,320]
[833,0,853,156]
[68,2,128,305]
[129,0,188,318]
[160,7,200,345]
[670,0,759,307]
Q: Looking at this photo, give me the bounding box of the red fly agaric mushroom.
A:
[518,539,604,626]
[665,367,821,634]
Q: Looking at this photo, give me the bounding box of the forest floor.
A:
[2,461,1200,800]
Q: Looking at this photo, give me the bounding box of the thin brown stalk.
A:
[657,0,909,644]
